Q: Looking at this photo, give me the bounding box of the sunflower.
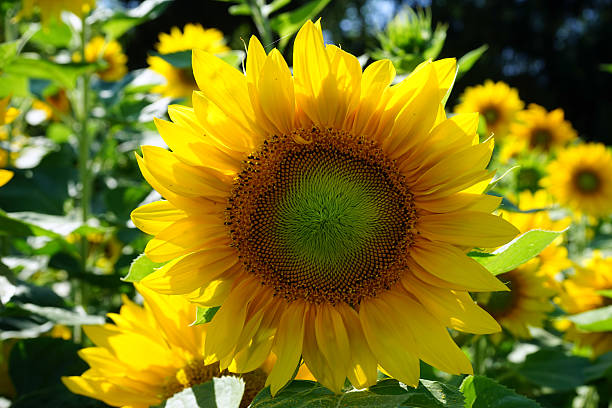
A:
[500,104,577,162]
[0,96,19,187]
[148,24,230,100]
[541,143,612,218]
[454,80,524,140]
[131,20,519,394]
[476,259,556,338]
[556,252,612,357]
[499,190,571,287]
[20,0,95,26]
[32,88,71,121]
[78,36,127,82]
[62,284,272,408]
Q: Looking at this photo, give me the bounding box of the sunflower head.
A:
[556,251,612,356]
[148,24,230,100]
[541,143,612,218]
[454,80,524,140]
[79,36,127,82]
[20,0,95,26]
[62,284,269,407]
[131,20,519,394]
[32,88,71,121]
[477,259,556,338]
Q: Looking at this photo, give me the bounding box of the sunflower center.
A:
[482,107,500,125]
[530,129,552,149]
[162,360,219,400]
[228,127,417,305]
[574,170,600,194]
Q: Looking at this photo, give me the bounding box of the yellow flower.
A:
[131,20,519,394]
[62,284,269,407]
[541,143,612,218]
[477,259,556,338]
[454,80,524,139]
[20,0,95,25]
[556,252,612,357]
[500,104,577,162]
[32,88,71,121]
[148,24,230,100]
[78,36,127,82]
[0,96,19,187]
[499,190,571,286]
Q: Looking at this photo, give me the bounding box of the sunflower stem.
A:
[74,14,92,344]
[249,0,274,49]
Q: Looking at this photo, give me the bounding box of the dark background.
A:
[122,0,612,144]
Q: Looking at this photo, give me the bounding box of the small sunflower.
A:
[556,252,612,357]
[500,104,577,162]
[454,80,524,140]
[148,24,230,100]
[78,36,127,82]
[131,20,519,394]
[541,143,612,218]
[20,0,95,26]
[0,96,19,187]
[476,259,556,338]
[62,284,270,408]
[32,88,71,121]
[499,190,571,287]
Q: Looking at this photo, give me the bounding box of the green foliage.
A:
[269,0,332,50]
[518,348,590,391]
[100,0,172,40]
[251,379,464,407]
[566,306,612,332]
[123,253,165,282]
[469,229,565,275]
[460,376,541,408]
[457,45,488,80]
[192,306,220,325]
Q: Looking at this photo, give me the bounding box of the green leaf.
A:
[584,351,612,381]
[267,0,293,14]
[229,3,252,15]
[460,375,541,408]
[457,44,488,80]
[218,50,245,68]
[269,0,332,50]
[18,304,105,326]
[469,229,565,276]
[47,122,73,143]
[28,21,73,49]
[566,305,612,332]
[160,377,245,408]
[0,73,29,97]
[597,289,612,299]
[3,57,94,89]
[600,63,612,73]
[101,0,172,39]
[518,348,589,391]
[192,306,220,326]
[11,384,107,408]
[0,211,72,238]
[251,379,464,407]
[123,253,166,282]
[151,50,192,68]
[0,41,18,70]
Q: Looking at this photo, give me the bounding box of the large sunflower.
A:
[454,80,524,140]
[131,20,519,394]
[500,103,577,162]
[476,259,556,338]
[0,96,18,187]
[148,24,230,100]
[541,143,612,218]
[556,252,612,357]
[62,284,275,407]
[499,190,571,287]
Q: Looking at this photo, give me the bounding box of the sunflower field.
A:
[1,0,612,407]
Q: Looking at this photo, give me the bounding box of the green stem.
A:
[74,16,91,343]
[472,336,487,375]
[249,0,273,48]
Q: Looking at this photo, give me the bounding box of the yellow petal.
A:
[258,49,296,134]
[0,169,13,187]
[410,239,509,292]
[314,303,351,393]
[130,200,187,236]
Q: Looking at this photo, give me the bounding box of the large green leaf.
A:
[159,377,245,408]
[0,73,29,97]
[0,211,71,238]
[460,376,541,408]
[3,57,94,89]
[269,0,332,50]
[250,379,464,407]
[518,348,590,391]
[469,229,565,276]
[0,41,18,70]
[123,253,165,282]
[566,305,612,332]
[584,351,612,382]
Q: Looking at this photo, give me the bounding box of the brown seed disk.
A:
[227,127,417,305]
